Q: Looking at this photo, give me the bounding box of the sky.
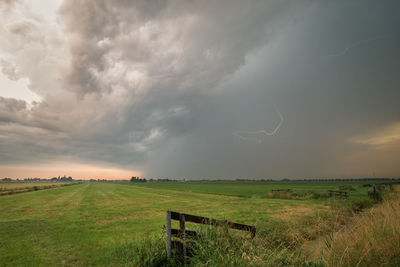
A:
[0,0,399,180]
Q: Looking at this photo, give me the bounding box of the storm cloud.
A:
[0,0,399,179]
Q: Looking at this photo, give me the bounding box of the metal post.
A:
[166,211,171,258]
[180,214,186,265]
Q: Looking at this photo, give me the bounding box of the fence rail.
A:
[170,211,256,235]
[165,211,256,264]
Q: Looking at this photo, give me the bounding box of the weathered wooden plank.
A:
[170,211,256,237]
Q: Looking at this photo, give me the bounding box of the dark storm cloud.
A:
[34,0,295,168]
[1,0,399,178]
[143,0,400,178]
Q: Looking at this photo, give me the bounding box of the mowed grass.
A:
[0,182,330,266]
[132,181,372,200]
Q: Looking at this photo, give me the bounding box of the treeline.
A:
[130,176,147,182]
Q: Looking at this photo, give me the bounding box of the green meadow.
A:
[132,181,371,199]
[0,181,391,266]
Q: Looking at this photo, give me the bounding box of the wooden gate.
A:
[165,211,256,264]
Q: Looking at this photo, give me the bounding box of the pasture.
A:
[0,181,378,265]
[132,181,372,200]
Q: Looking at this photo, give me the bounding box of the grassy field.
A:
[0,181,385,266]
[132,181,372,200]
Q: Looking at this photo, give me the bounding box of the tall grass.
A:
[100,235,178,267]
[320,190,400,266]
[188,225,299,267]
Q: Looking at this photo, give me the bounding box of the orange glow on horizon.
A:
[0,162,141,180]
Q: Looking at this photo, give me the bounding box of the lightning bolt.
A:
[233,108,283,143]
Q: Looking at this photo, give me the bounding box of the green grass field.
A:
[0,182,373,265]
[132,181,372,199]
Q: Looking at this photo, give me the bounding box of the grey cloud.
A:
[59,0,294,96]
[0,97,62,131]
[0,59,20,80]
[5,20,35,35]
[0,96,26,112]
[9,0,292,171]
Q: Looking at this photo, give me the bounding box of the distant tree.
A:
[130,176,146,182]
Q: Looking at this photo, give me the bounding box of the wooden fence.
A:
[165,211,256,264]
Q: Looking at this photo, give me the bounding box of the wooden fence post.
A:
[180,214,186,265]
[166,211,171,258]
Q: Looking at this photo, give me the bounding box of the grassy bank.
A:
[0,182,79,196]
[320,187,400,266]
